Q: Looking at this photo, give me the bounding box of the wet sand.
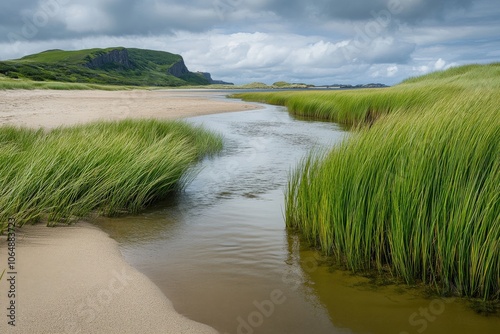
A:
[0,89,259,333]
[0,223,219,333]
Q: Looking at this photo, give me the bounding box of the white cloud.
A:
[387,65,399,77]
[413,65,430,74]
[434,58,446,70]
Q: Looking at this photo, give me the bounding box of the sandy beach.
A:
[0,89,259,128]
[0,89,259,333]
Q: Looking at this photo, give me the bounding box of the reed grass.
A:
[234,63,500,127]
[0,119,222,232]
[241,64,500,300]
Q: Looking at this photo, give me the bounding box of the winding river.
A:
[95,94,499,334]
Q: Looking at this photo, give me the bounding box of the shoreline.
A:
[0,89,260,333]
[0,222,219,333]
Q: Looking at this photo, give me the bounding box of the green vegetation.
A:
[0,74,131,90]
[272,81,309,88]
[0,120,222,233]
[272,81,293,87]
[234,63,500,126]
[240,82,272,89]
[236,63,500,301]
[0,47,210,87]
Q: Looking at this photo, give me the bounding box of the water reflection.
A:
[298,241,500,334]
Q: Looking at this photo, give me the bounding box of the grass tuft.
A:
[0,119,222,231]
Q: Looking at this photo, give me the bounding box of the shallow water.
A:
[95,100,499,334]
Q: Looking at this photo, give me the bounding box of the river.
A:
[95,96,499,334]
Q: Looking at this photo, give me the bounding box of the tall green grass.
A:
[241,64,500,300]
[234,63,500,127]
[0,119,222,232]
[235,86,459,126]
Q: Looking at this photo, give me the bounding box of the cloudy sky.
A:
[0,0,499,85]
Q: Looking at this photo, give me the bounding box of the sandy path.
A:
[0,89,259,128]
[0,89,260,333]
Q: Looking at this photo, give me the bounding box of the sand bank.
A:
[0,89,259,128]
[0,223,219,333]
[0,89,259,333]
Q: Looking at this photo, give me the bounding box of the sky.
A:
[0,0,499,85]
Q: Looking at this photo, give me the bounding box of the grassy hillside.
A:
[0,47,210,87]
[235,63,500,301]
[0,120,222,233]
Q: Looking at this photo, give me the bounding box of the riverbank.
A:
[0,89,261,333]
[0,222,218,333]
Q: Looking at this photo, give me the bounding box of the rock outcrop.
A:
[85,49,133,69]
[197,71,234,85]
[167,60,190,77]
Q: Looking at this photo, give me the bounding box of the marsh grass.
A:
[0,119,222,232]
[241,64,500,301]
[234,63,500,127]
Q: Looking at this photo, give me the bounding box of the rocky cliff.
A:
[167,60,190,77]
[84,49,133,69]
[84,48,193,79]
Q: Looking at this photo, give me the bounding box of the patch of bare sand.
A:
[0,89,260,128]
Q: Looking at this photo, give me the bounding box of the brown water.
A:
[95,101,499,334]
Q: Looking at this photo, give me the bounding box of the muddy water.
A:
[95,102,499,334]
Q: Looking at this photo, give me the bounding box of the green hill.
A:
[0,47,210,87]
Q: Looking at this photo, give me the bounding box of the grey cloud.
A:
[0,2,72,43]
[364,40,416,64]
[320,0,475,22]
[0,0,492,43]
[340,38,416,64]
[0,0,225,42]
[249,0,478,25]
[102,0,221,35]
[0,0,84,42]
[0,0,37,24]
